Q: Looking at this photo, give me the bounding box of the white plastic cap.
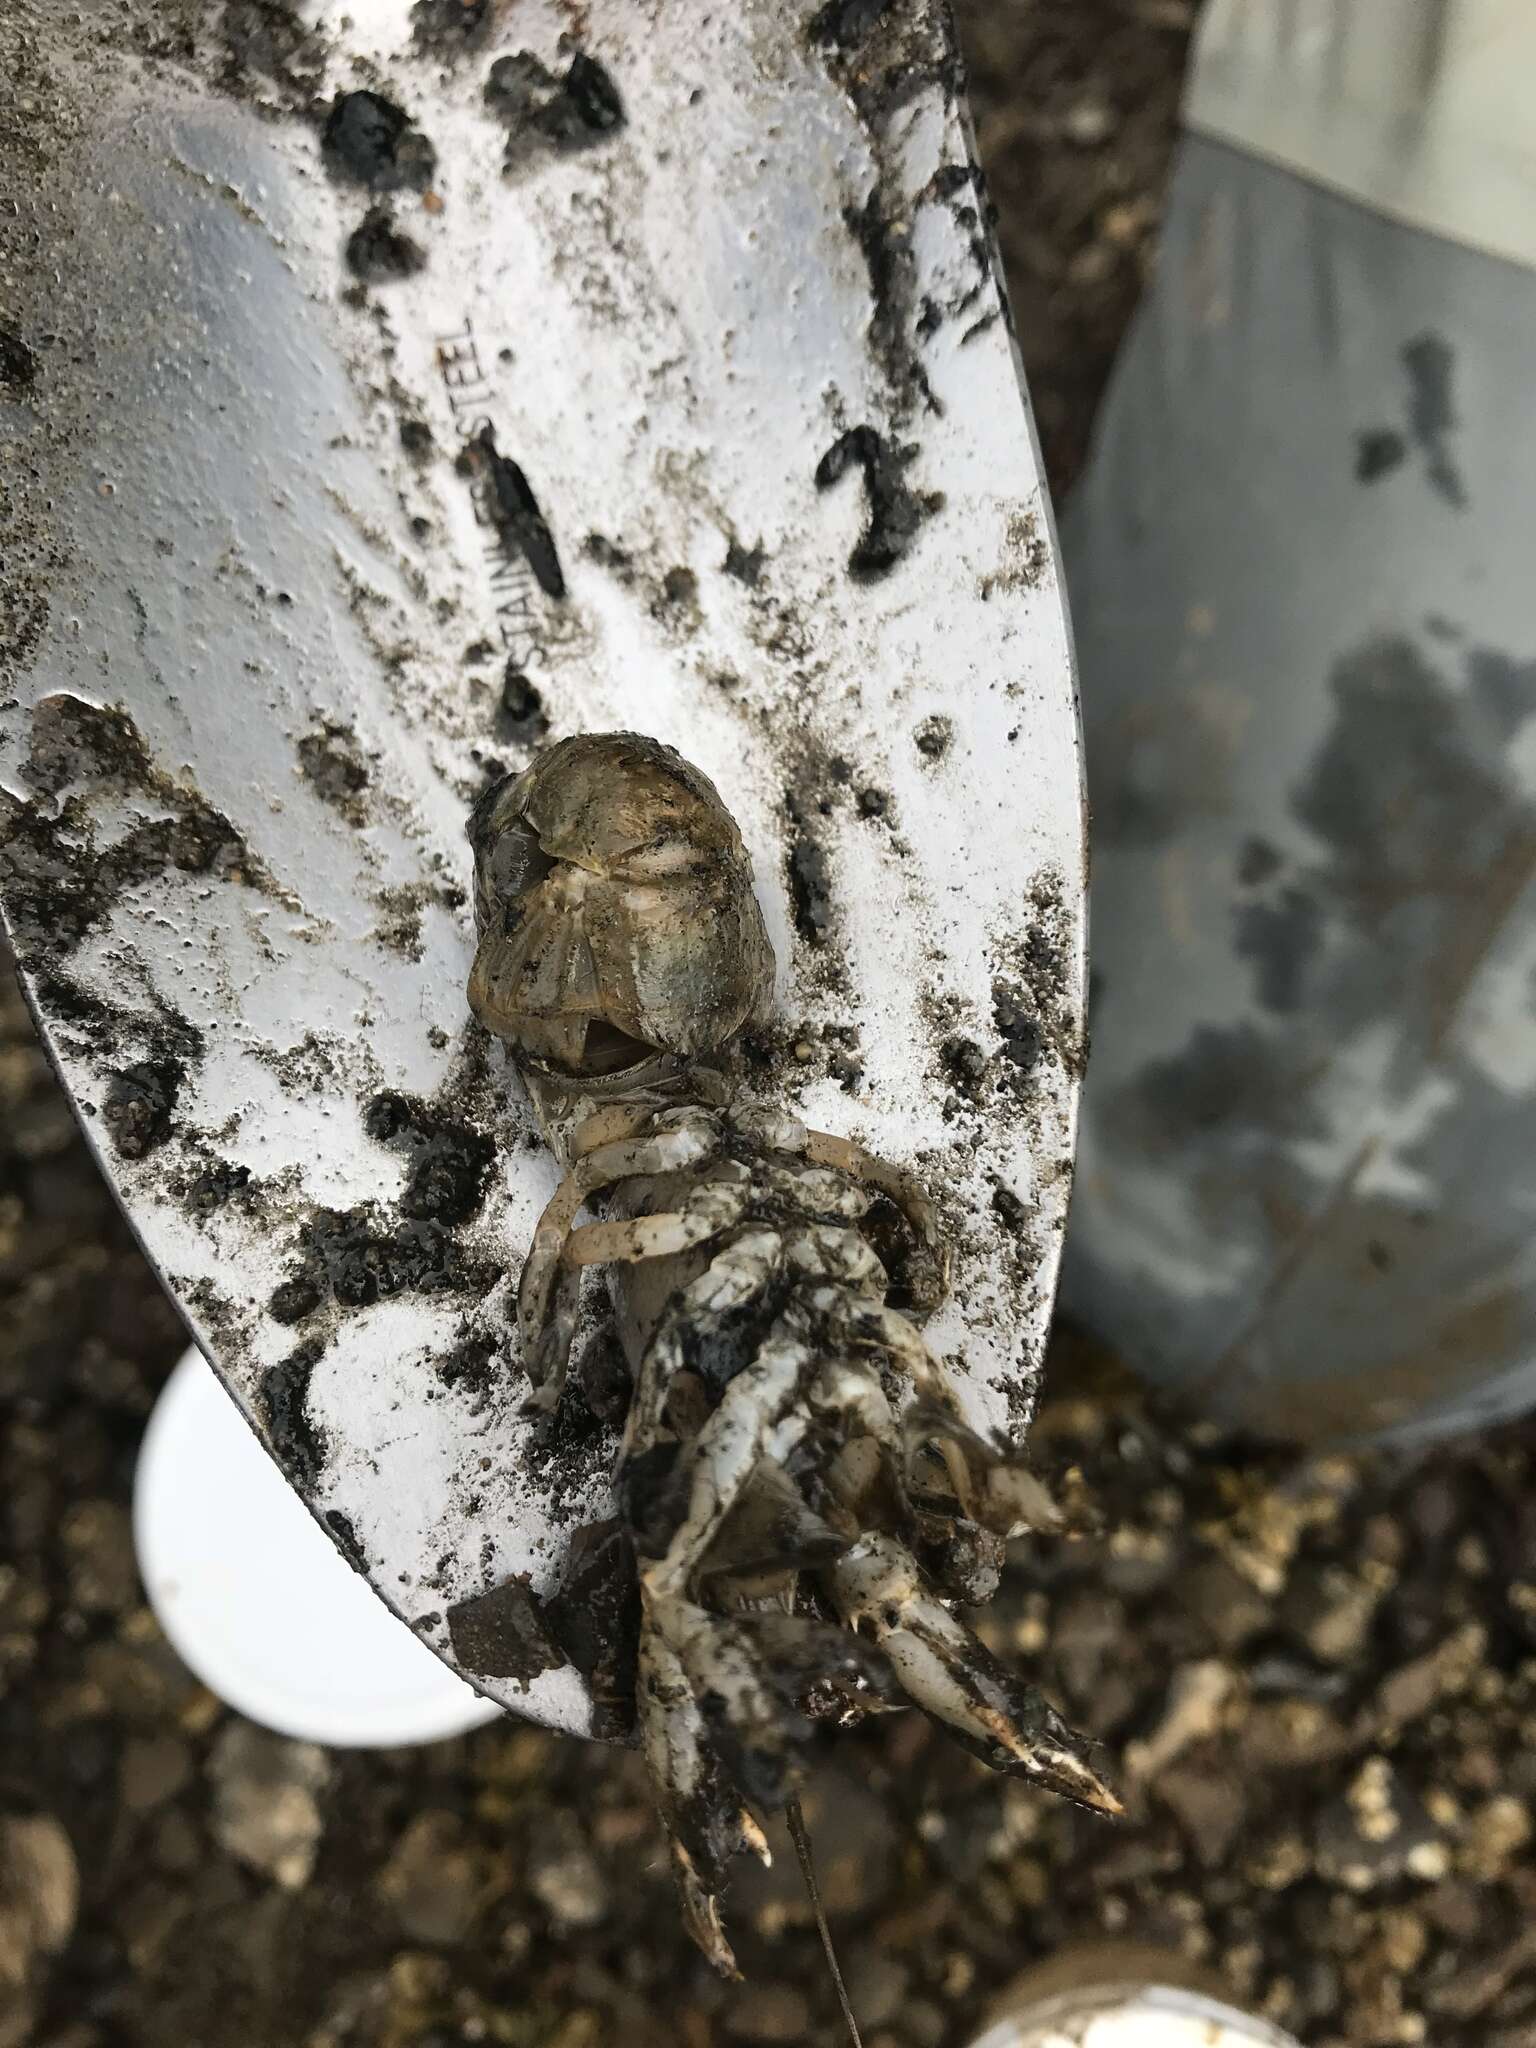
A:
[970,1986,1301,2048]
[134,1348,504,1748]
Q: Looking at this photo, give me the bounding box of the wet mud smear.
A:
[260,1339,327,1487]
[0,694,282,962]
[267,1206,495,1327]
[362,1090,495,1228]
[324,1509,368,1570]
[815,426,943,582]
[296,721,370,819]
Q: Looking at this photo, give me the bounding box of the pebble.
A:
[526,1813,609,1932]
[1314,1761,1446,1891]
[843,1951,910,2031]
[901,1997,948,2048]
[1457,1794,1530,1881]
[119,1734,192,1814]
[59,1502,139,1615]
[1156,1753,1247,1866]
[0,1814,78,2048]
[1125,1659,1231,1779]
[207,1721,329,1889]
[726,1984,810,2041]
[380,1811,488,1945]
[1062,99,1113,146]
[1282,1563,1382,1666]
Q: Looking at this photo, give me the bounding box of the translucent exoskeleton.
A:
[467,733,1119,1976]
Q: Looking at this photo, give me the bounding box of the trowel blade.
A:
[1,0,1084,1735]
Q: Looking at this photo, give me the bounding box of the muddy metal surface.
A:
[21,8,1532,2048]
[1,0,1089,1734]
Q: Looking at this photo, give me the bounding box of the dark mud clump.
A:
[543,1519,641,1739]
[992,979,1045,1080]
[815,426,943,582]
[102,1058,184,1161]
[437,1327,499,1397]
[297,721,370,820]
[458,426,565,599]
[843,189,938,415]
[410,0,492,56]
[723,537,765,586]
[914,714,953,760]
[484,49,625,169]
[447,1575,567,1686]
[267,1206,494,1326]
[321,91,438,194]
[654,565,699,625]
[184,1157,253,1216]
[260,1339,327,1487]
[344,207,425,284]
[941,1035,989,1100]
[783,795,835,946]
[993,884,1084,1082]
[363,1090,495,1227]
[324,1510,367,1571]
[496,666,549,744]
[219,0,323,94]
[809,0,893,53]
[398,416,434,460]
[807,0,958,119]
[1,327,38,395]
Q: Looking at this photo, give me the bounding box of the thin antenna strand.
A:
[785,1794,863,2048]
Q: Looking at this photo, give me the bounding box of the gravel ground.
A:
[12,10,1535,2048]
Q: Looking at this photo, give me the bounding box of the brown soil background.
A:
[7,8,1536,2048]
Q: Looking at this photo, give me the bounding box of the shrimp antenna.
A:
[785,1794,863,2048]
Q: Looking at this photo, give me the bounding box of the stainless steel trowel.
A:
[0,0,1086,1738]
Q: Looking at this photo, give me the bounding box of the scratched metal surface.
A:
[0,0,1085,1736]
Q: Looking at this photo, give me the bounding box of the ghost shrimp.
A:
[466,732,1118,1977]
